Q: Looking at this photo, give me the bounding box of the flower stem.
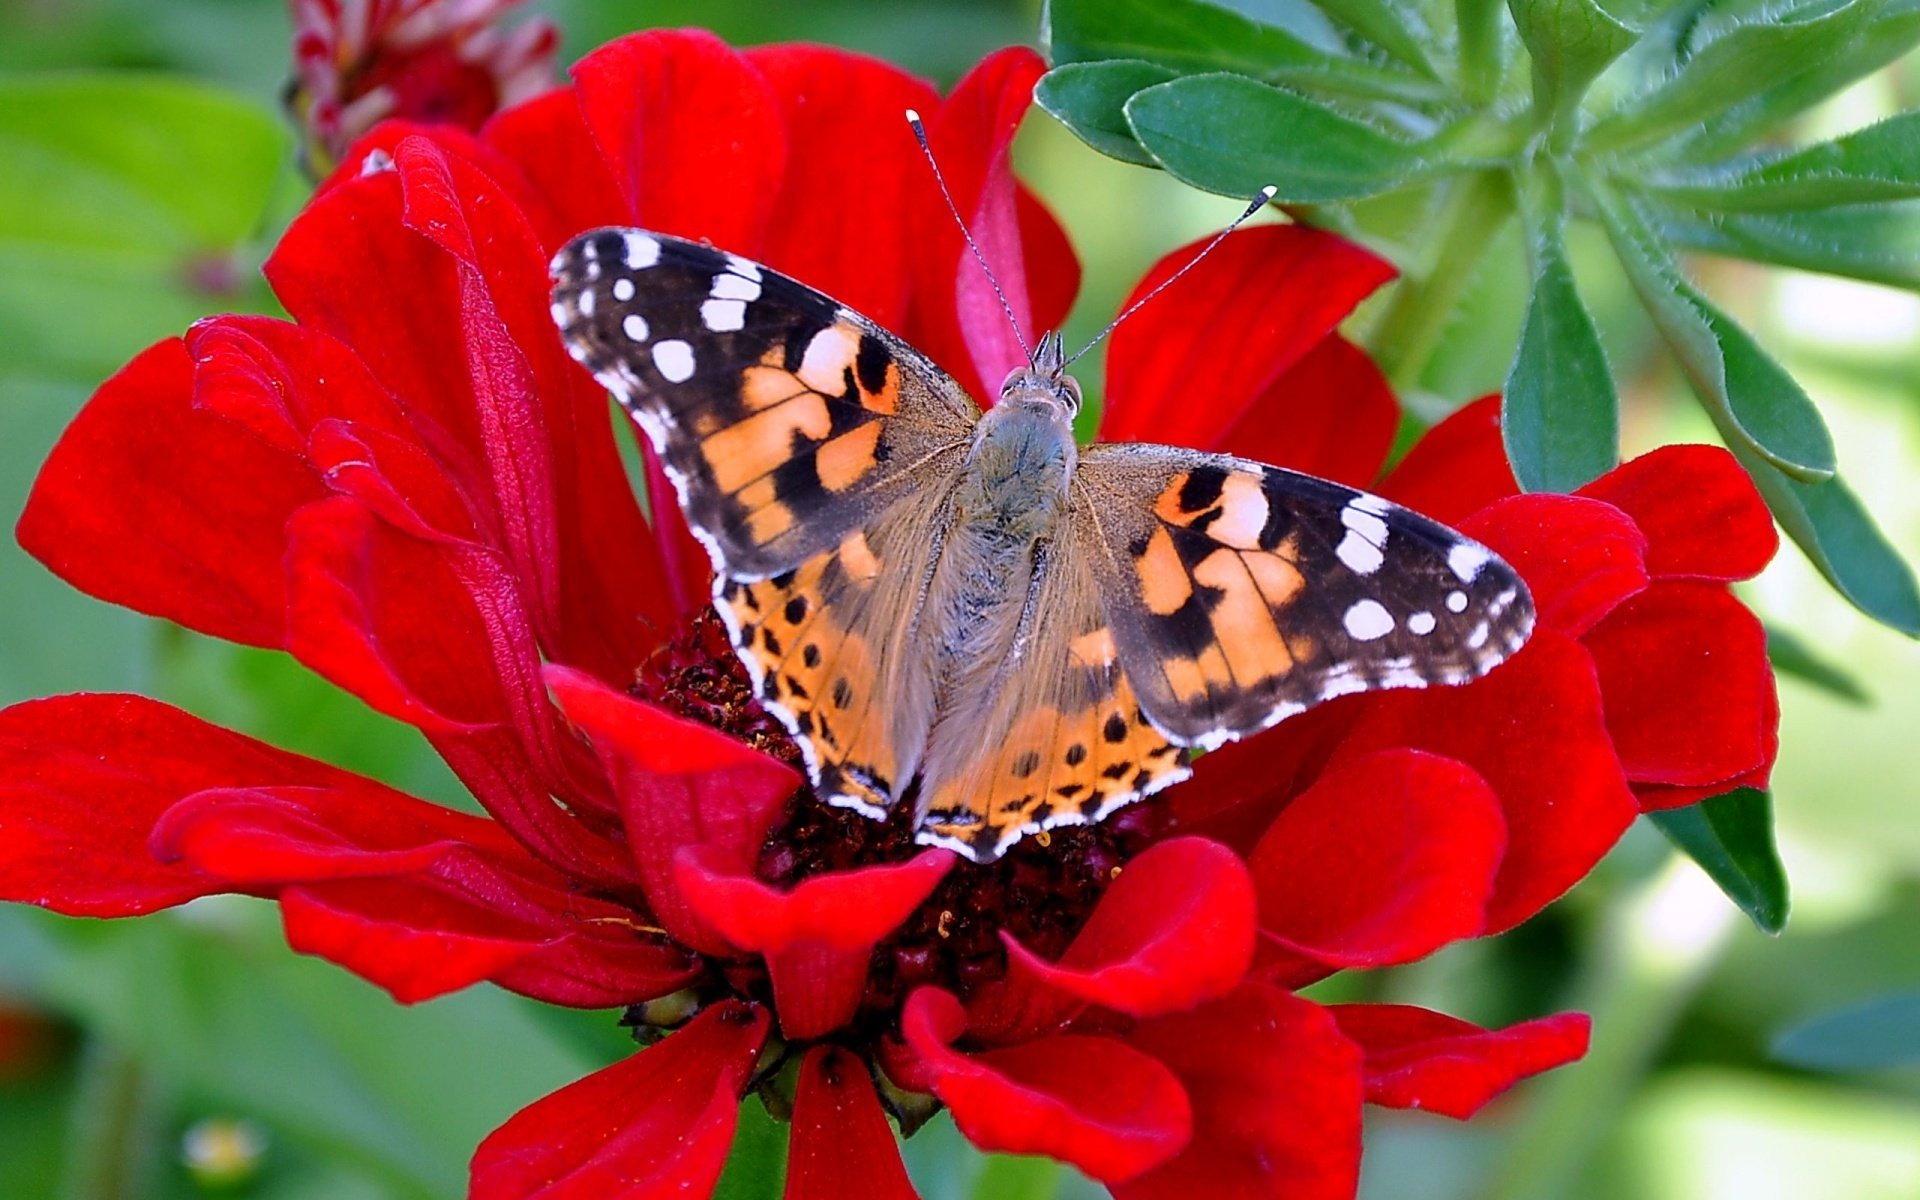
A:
[1363,170,1514,396]
[60,1039,157,1200]
[1481,856,1738,1200]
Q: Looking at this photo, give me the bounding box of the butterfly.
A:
[549,226,1534,863]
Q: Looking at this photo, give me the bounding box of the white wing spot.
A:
[1446,590,1469,613]
[1337,531,1384,575]
[623,232,661,269]
[701,298,747,333]
[653,338,696,382]
[612,277,636,302]
[1467,622,1491,650]
[1343,599,1395,641]
[1337,495,1390,575]
[1448,542,1490,582]
[725,254,763,281]
[549,301,569,327]
[711,273,762,302]
[622,313,650,342]
[1408,611,1437,636]
[577,288,595,317]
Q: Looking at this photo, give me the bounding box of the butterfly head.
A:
[999,330,1081,421]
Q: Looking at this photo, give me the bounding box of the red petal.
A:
[545,666,800,955]
[1377,395,1519,525]
[746,44,938,329]
[1330,1004,1591,1119]
[1250,750,1504,985]
[569,30,786,250]
[17,339,320,647]
[900,988,1191,1183]
[1331,632,1638,932]
[905,47,1064,401]
[482,90,629,245]
[1101,225,1395,455]
[1582,581,1777,791]
[1578,444,1778,582]
[1461,494,1649,637]
[995,838,1255,1024]
[785,1045,920,1200]
[470,1001,770,1200]
[1213,335,1398,485]
[1116,984,1362,1200]
[674,846,953,1038]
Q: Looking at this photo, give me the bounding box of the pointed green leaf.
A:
[1648,111,1920,213]
[1046,0,1331,75]
[1307,0,1441,77]
[1035,61,1177,166]
[1585,0,1882,155]
[1649,788,1790,934]
[1123,73,1427,201]
[1773,992,1920,1070]
[1589,183,1837,482]
[712,1102,789,1200]
[1766,624,1871,704]
[1506,0,1639,130]
[1728,437,1920,636]
[1504,211,1620,492]
[1659,200,1920,291]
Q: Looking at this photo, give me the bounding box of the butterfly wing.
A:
[914,513,1190,861]
[549,227,978,579]
[1074,443,1534,747]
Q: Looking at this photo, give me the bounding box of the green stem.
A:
[1364,170,1515,393]
[1455,0,1508,103]
[1482,856,1738,1200]
[60,1040,156,1200]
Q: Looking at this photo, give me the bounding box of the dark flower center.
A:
[630,609,1167,1038]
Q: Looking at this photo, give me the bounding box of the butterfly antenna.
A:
[905,108,1035,367]
[1061,186,1278,370]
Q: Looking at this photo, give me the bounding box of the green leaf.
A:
[1647,111,1920,213]
[712,1101,789,1200]
[1585,0,1882,155]
[1765,624,1872,704]
[1035,61,1177,166]
[1658,200,1920,292]
[1506,0,1639,132]
[970,1155,1063,1200]
[1728,437,1920,635]
[1649,788,1790,934]
[1304,0,1441,78]
[1124,73,1427,202]
[1588,182,1837,482]
[1504,209,1620,491]
[1046,0,1332,76]
[0,73,287,381]
[1773,992,1920,1070]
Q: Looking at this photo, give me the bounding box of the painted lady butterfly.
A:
[550,226,1533,863]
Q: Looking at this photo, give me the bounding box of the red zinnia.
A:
[1,30,1778,1200]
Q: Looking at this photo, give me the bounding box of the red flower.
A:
[0,29,1776,1200]
[290,0,559,171]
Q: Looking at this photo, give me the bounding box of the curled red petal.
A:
[545,666,800,955]
[1209,334,1399,486]
[1377,395,1519,525]
[1250,749,1505,985]
[1331,631,1638,932]
[1101,225,1395,456]
[1582,581,1777,790]
[1579,444,1778,582]
[785,1045,920,1200]
[900,988,1191,1183]
[569,29,786,249]
[1116,984,1363,1200]
[997,837,1255,1022]
[1461,494,1649,637]
[17,339,320,648]
[1330,1004,1591,1119]
[470,1001,770,1200]
[747,44,938,329]
[674,846,953,1038]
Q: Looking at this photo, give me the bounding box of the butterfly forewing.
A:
[1073,444,1534,748]
[549,227,976,579]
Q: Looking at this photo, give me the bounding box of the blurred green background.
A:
[2,1,1918,1197]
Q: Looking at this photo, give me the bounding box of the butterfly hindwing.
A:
[549,227,977,579]
[1073,443,1534,748]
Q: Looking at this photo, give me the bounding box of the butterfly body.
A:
[551,228,1536,863]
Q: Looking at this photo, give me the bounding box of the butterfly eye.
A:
[1054,375,1083,415]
